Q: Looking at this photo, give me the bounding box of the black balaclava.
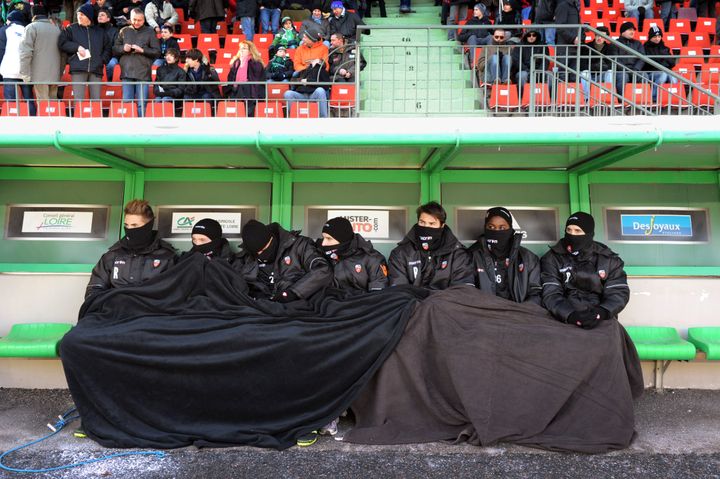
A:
[484,207,514,258]
[242,220,272,252]
[256,235,278,262]
[416,224,443,251]
[563,211,595,254]
[191,218,223,255]
[321,217,354,259]
[124,220,155,251]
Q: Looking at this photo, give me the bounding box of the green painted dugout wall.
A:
[1,168,720,275]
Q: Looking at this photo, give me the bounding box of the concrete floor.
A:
[0,388,719,479]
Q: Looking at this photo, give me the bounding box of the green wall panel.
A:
[292,182,421,257]
[0,180,124,264]
[441,183,570,257]
[144,181,272,252]
[590,183,720,267]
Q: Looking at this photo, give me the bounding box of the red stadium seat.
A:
[691,83,720,107]
[101,85,123,108]
[624,83,654,106]
[288,101,319,118]
[669,19,691,34]
[225,34,246,50]
[145,101,176,117]
[699,65,720,84]
[694,17,716,36]
[175,8,185,23]
[253,34,273,48]
[677,47,706,68]
[73,101,103,118]
[175,34,193,52]
[555,82,586,108]
[657,83,689,107]
[36,100,67,117]
[216,48,236,65]
[255,101,285,117]
[267,83,290,100]
[214,64,230,81]
[663,33,682,52]
[180,21,200,35]
[580,8,598,23]
[709,45,720,64]
[182,101,213,117]
[0,101,30,116]
[216,100,247,117]
[329,84,356,108]
[686,33,711,50]
[589,82,621,107]
[215,22,228,36]
[673,64,697,83]
[108,101,138,117]
[488,84,520,110]
[520,83,552,108]
[197,34,221,57]
[603,7,621,20]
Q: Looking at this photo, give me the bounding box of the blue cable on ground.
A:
[0,407,166,474]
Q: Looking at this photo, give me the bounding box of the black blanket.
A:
[60,255,423,450]
[344,287,644,453]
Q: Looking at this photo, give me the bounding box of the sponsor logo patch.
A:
[284,256,292,265]
[355,264,362,273]
[153,259,161,268]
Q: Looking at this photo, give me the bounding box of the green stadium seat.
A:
[687,327,720,360]
[0,323,73,358]
[624,326,697,391]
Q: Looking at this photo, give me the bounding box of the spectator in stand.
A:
[0,10,35,114]
[511,29,550,92]
[364,0,386,17]
[284,26,330,117]
[116,0,143,20]
[328,0,364,41]
[399,0,411,13]
[225,40,265,116]
[531,0,556,45]
[479,28,512,83]
[189,0,226,34]
[613,21,645,94]
[259,0,282,34]
[442,0,471,40]
[153,47,186,106]
[144,0,179,34]
[270,16,301,55]
[113,8,160,116]
[93,0,114,16]
[58,4,112,105]
[155,24,179,66]
[2,0,32,24]
[643,25,677,101]
[301,3,330,46]
[265,44,295,81]
[19,6,62,101]
[184,47,221,104]
[235,0,257,41]
[495,0,522,41]
[457,3,492,67]
[97,8,120,81]
[657,0,674,30]
[554,0,580,80]
[328,31,365,81]
[624,0,653,31]
[578,25,613,101]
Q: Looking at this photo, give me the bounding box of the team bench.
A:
[0,323,73,358]
[624,326,720,391]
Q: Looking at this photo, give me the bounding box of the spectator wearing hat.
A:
[643,25,676,101]
[183,218,235,261]
[457,4,492,67]
[189,0,226,34]
[623,0,653,31]
[1,9,35,114]
[233,219,332,302]
[511,29,550,92]
[18,6,62,102]
[541,212,629,330]
[301,3,331,46]
[285,27,330,116]
[270,16,301,55]
[265,45,295,81]
[58,4,112,104]
[259,0,283,33]
[578,25,614,102]
[235,0,258,40]
[328,0,364,41]
[225,40,266,116]
[613,21,645,94]
[318,217,389,294]
[467,207,541,304]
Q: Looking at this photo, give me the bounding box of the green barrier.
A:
[687,327,720,360]
[0,323,73,358]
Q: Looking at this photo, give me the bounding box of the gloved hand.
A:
[593,306,611,322]
[568,309,601,329]
[274,290,299,303]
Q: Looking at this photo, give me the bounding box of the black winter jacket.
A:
[579,39,613,72]
[388,225,474,290]
[323,234,388,294]
[457,16,492,43]
[511,32,549,77]
[614,36,645,71]
[58,23,112,76]
[85,233,177,298]
[232,223,333,300]
[554,0,580,46]
[184,63,221,98]
[468,232,542,304]
[540,240,630,322]
[153,62,187,98]
[642,40,675,71]
[328,11,364,40]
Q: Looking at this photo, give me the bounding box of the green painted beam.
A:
[271,171,293,228]
[0,264,94,273]
[440,170,568,183]
[568,143,657,175]
[577,174,590,213]
[53,131,143,172]
[625,267,720,276]
[568,173,580,213]
[588,171,719,184]
[143,169,273,182]
[293,170,421,183]
[0,167,123,181]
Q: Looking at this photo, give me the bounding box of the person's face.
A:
[77,11,91,26]
[502,2,512,10]
[473,6,483,17]
[302,35,315,47]
[283,19,292,29]
[238,43,250,57]
[130,12,145,28]
[312,8,321,17]
[621,27,635,40]
[275,48,286,58]
[418,213,443,228]
[321,233,339,246]
[650,33,662,44]
[97,11,110,23]
[493,31,506,43]
[332,6,343,16]
[186,57,199,68]
[192,234,212,246]
[161,28,173,39]
[165,52,177,64]
[565,225,585,235]
[594,34,606,46]
[97,0,106,5]
[486,216,511,231]
[330,34,343,48]
[526,32,538,43]
[124,214,151,229]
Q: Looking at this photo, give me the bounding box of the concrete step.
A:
[360,97,481,114]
